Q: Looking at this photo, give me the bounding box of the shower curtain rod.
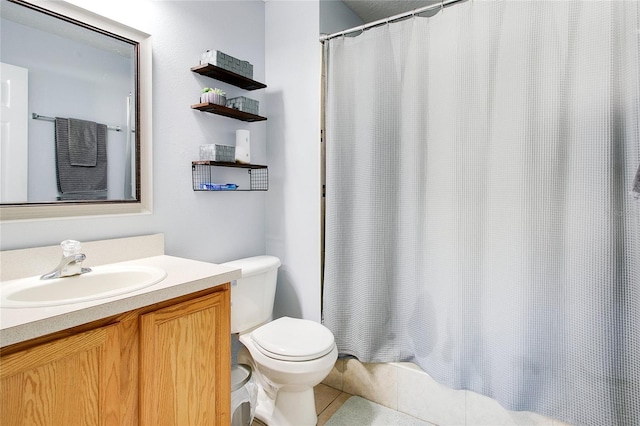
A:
[320,0,467,42]
[32,112,122,132]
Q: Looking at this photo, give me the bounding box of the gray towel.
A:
[68,118,97,166]
[57,191,107,201]
[633,163,640,199]
[55,117,107,196]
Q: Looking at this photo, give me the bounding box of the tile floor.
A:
[251,383,352,426]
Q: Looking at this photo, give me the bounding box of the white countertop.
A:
[0,255,241,348]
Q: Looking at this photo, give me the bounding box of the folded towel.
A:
[55,117,107,195]
[633,163,640,199]
[57,191,107,201]
[68,118,98,166]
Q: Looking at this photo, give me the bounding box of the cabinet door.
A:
[0,324,121,426]
[139,290,231,426]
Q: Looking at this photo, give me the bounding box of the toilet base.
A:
[238,324,338,426]
[270,387,317,426]
[239,346,320,426]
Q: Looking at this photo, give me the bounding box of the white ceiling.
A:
[342,0,440,24]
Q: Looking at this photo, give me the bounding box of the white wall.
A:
[0,1,267,266]
[265,1,322,322]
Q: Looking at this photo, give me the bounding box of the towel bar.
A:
[32,113,125,132]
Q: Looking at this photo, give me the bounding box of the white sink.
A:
[0,265,167,308]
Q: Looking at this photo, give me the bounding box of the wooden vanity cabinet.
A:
[139,289,231,425]
[0,323,122,425]
[0,284,231,426]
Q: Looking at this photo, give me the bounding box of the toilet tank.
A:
[222,255,281,334]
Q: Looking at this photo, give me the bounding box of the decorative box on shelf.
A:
[226,96,259,116]
[199,144,235,162]
[200,50,253,80]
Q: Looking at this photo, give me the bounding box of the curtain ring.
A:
[441,0,445,12]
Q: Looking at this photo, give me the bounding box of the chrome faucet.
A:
[41,240,92,280]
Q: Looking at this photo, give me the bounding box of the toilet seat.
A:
[251,317,335,362]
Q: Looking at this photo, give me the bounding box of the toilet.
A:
[223,255,338,426]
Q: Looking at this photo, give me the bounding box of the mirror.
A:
[0,0,152,220]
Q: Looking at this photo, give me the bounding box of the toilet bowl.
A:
[239,317,338,425]
[223,256,338,426]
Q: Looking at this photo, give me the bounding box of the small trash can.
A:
[231,364,257,426]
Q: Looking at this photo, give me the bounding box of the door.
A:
[0,62,28,203]
[139,290,231,426]
[0,324,121,426]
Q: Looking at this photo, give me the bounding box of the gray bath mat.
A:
[325,396,433,426]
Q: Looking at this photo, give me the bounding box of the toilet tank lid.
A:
[222,255,281,277]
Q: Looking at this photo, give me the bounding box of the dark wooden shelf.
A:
[191,103,267,122]
[192,161,267,169]
[191,64,266,91]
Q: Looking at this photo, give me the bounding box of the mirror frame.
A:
[0,0,152,221]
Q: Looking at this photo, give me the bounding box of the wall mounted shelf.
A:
[191,102,267,122]
[191,64,266,91]
[192,161,268,192]
[191,63,267,122]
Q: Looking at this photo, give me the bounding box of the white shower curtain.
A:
[322,1,640,425]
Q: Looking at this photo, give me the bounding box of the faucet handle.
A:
[61,240,82,257]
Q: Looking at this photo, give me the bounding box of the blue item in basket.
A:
[200,183,239,191]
